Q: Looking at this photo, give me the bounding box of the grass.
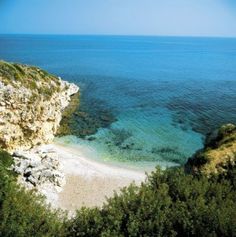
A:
[0,60,62,99]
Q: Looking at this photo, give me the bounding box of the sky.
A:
[0,0,236,37]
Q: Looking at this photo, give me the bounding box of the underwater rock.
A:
[167,96,236,136]
[57,99,117,138]
[110,128,132,147]
[151,146,186,164]
[87,136,96,141]
[56,92,80,136]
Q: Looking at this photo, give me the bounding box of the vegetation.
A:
[186,123,236,176]
[0,148,236,236]
[0,60,61,98]
[0,149,66,237]
[67,167,236,237]
[1,61,235,236]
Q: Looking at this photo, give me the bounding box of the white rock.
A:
[11,145,66,194]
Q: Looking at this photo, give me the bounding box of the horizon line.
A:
[0,33,236,39]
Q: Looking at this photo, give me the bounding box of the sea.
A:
[0,35,236,170]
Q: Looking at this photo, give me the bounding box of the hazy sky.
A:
[0,0,236,37]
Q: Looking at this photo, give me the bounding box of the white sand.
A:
[51,143,146,212]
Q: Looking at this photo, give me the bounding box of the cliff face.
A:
[0,61,79,152]
[185,124,236,176]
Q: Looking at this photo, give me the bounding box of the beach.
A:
[51,144,146,212]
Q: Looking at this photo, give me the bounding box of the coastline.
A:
[50,143,146,212]
[0,60,146,213]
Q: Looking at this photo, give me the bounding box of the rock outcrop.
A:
[0,60,79,194]
[12,145,65,191]
[0,61,79,152]
[185,123,236,176]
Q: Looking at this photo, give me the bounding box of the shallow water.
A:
[1,35,236,169]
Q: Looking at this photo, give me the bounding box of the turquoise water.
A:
[1,35,236,169]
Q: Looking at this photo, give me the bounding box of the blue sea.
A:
[0,35,236,170]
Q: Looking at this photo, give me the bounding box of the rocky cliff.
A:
[185,123,236,176]
[0,60,79,196]
[0,60,79,152]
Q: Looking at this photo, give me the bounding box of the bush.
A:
[65,207,104,237]
[0,150,66,237]
[67,167,236,237]
[0,149,236,236]
[0,149,14,169]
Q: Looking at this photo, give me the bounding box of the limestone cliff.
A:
[185,123,236,176]
[0,60,79,152]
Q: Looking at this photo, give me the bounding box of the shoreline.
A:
[0,60,146,214]
[50,143,146,212]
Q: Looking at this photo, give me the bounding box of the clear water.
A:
[1,35,236,169]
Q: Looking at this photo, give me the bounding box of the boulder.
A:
[11,146,65,191]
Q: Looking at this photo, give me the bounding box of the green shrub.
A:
[13,63,26,76]
[0,61,61,98]
[67,167,236,237]
[0,149,14,169]
[0,149,235,236]
[66,207,104,237]
[0,151,66,237]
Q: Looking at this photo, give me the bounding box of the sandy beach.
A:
[51,144,146,212]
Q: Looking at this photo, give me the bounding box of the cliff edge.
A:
[0,60,79,152]
[185,123,236,176]
[0,60,79,200]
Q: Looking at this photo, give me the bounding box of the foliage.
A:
[67,167,236,237]
[185,123,236,176]
[0,149,236,236]
[0,60,61,98]
[0,149,14,169]
[0,150,66,237]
